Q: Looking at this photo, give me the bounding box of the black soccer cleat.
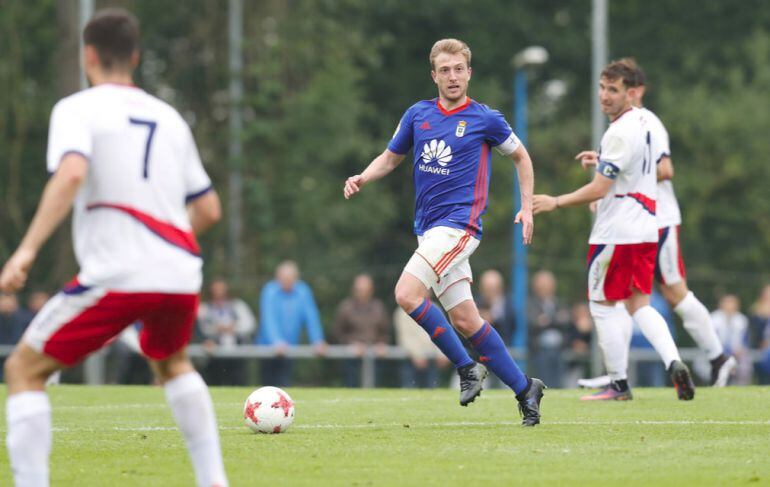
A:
[710,355,737,387]
[458,362,487,406]
[668,360,695,401]
[517,378,546,426]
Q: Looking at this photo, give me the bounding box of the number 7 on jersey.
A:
[129,117,157,179]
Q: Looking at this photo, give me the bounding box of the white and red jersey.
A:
[589,106,658,245]
[46,84,212,293]
[641,107,682,228]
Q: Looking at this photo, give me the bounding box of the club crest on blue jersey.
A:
[455,120,467,137]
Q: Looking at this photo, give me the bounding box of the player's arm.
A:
[509,144,535,245]
[533,171,614,214]
[0,154,88,292]
[187,190,222,235]
[657,156,674,181]
[344,149,405,199]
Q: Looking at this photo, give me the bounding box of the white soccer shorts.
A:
[403,226,480,310]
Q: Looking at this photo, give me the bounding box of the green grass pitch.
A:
[1,386,768,486]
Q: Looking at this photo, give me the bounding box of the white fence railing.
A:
[0,344,764,387]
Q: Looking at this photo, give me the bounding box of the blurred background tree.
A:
[1,0,768,324]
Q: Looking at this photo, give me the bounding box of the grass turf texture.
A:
[0,386,768,486]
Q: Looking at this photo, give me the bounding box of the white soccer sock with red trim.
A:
[164,372,228,487]
[633,305,681,368]
[674,291,724,360]
[6,391,52,487]
[589,302,629,381]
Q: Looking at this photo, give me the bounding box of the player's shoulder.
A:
[53,85,187,126]
[608,107,644,136]
[640,107,667,132]
[469,99,500,115]
[404,99,437,115]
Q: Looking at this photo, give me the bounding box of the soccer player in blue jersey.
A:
[344,39,545,426]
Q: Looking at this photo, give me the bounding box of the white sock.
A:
[589,302,629,381]
[164,372,228,487]
[616,303,634,350]
[6,391,52,487]
[674,291,724,360]
[633,305,681,368]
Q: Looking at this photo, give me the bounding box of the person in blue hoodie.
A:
[257,260,327,386]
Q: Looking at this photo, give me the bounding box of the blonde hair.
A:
[429,38,471,69]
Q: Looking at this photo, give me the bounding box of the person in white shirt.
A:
[710,295,751,385]
[534,60,695,401]
[199,278,257,385]
[577,59,736,388]
[0,9,227,487]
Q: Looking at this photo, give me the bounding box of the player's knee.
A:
[150,350,195,384]
[394,285,422,314]
[4,348,48,388]
[449,316,475,337]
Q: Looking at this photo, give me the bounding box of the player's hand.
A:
[575,150,599,170]
[0,247,37,293]
[514,208,534,245]
[533,194,558,215]
[344,175,366,199]
[589,200,598,213]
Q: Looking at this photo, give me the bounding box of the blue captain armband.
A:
[597,160,620,179]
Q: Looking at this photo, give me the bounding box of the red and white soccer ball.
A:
[243,386,295,434]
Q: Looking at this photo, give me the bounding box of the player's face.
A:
[431,52,472,103]
[598,77,632,120]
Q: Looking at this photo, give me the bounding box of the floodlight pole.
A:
[511,47,548,357]
[591,0,609,377]
[79,0,105,386]
[228,0,244,284]
[592,0,608,150]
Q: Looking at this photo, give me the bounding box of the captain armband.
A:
[596,160,620,179]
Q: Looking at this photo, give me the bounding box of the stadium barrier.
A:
[0,344,764,387]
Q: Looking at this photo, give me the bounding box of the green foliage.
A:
[1,0,768,316]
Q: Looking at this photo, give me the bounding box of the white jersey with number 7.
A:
[46,83,212,293]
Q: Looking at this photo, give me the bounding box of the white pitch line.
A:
[36,419,770,433]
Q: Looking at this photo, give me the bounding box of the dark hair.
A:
[83,8,139,70]
[600,60,639,88]
[616,57,646,87]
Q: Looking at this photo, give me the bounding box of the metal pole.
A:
[228,0,244,283]
[77,0,93,90]
[78,0,104,386]
[511,70,528,352]
[592,0,609,150]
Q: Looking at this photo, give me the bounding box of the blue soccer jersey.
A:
[388,98,520,238]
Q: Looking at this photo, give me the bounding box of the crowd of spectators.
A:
[2,270,769,388]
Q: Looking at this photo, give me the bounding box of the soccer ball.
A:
[243,386,295,434]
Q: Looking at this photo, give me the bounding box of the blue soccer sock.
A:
[408,299,474,369]
[469,322,530,395]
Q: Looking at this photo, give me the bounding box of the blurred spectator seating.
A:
[711,294,751,385]
[333,274,389,387]
[199,278,257,386]
[527,270,570,388]
[749,284,770,384]
[476,269,515,345]
[257,261,326,387]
